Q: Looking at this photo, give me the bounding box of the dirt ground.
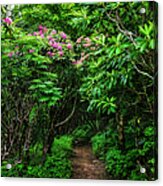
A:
[71,145,108,179]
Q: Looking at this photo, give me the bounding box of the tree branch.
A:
[106,11,137,47]
[131,61,154,80]
[55,97,77,128]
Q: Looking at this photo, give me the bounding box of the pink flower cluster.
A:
[76,36,92,48]
[47,51,54,57]
[48,40,64,57]
[76,36,84,43]
[83,37,91,47]
[30,25,48,37]
[29,49,34,53]
[8,52,14,57]
[38,25,47,37]
[67,43,72,49]
[60,32,67,39]
[51,30,57,35]
[59,51,64,57]
[26,26,73,58]
[46,31,73,57]
[71,36,95,65]
[7,25,76,61]
[3,17,12,25]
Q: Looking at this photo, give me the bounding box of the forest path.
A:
[71,145,108,179]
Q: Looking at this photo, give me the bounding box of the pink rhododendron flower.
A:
[28,34,32,36]
[84,37,91,43]
[47,35,52,40]
[40,34,44,38]
[29,49,34,53]
[52,42,59,48]
[39,30,43,35]
[47,36,55,41]
[51,30,57,35]
[49,40,53,46]
[76,36,83,43]
[57,45,62,51]
[60,32,67,39]
[8,52,14,57]
[67,43,72,49]
[43,27,48,33]
[38,25,43,30]
[50,38,55,42]
[33,32,38,36]
[47,51,54,57]
[83,43,91,47]
[3,17,12,25]
[50,53,54,57]
[58,51,64,57]
[39,25,47,33]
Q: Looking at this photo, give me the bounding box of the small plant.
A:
[45,135,73,178]
[91,129,118,159]
[91,132,106,158]
[72,124,95,144]
[51,135,73,154]
[105,148,141,180]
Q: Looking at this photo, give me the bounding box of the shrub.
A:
[72,124,92,140]
[91,133,106,158]
[105,149,139,179]
[91,129,118,159]
[42,135,73,178]
[1,135,73,178]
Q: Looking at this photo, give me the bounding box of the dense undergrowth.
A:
[1,2,157,180]
[1,135,73,178]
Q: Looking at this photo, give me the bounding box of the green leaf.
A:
[149,39,155,49]
[108,48,115,58]
[32,79,42,83]
[39,97,49,102]
[140,42,147,52]
[116,47,121,55]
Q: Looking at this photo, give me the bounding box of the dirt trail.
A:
[71,145,108,179]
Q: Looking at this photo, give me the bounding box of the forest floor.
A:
[71,145,108,179]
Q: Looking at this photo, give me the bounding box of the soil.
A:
[71,145,108,179]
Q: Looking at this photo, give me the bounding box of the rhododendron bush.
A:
[1,16,98,174]
[1,2,157,180]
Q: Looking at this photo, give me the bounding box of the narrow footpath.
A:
[71,145,108,179]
